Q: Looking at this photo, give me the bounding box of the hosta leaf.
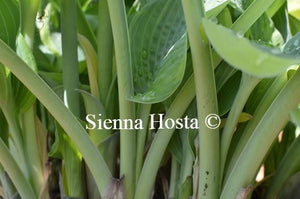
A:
[77,89,110,146]
[78,34,99,99]
[267,136,300,199]
[271,3,289,42]
[218,71,241,116]
[0,0,20,49]
[129,0,187,103]
[168,131,182,164]
[203,19,300,77]
[250,13,277,45]
[283,32,300,56]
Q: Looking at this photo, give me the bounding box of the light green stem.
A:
[19,1,46,196]
[0,39,112,196]
[231,0,277,33]
[169,156,180,199]
[61,0,83,197]
[220,69,300,199]
[220,74,260,182]
[77,0,97,49]
[0,139,37,199]
[136,104,151,182]
[19,0,40,48]
[224,74,287,183]
[61,0,80,117]
[106,0,136,198]
[98,0,113,105]
[181,0,219,198]
[134,76,195,199]
[22,108,44,196]
[0,103,28,178]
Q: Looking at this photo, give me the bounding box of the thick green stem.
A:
[0,103,28,178]
[231,0,277,33]
[169,156,180,199]
[224,74,287,183]
[22,108,44,196]
[220,74,260,182]
[106,0,136,198]
[98,0,113,105]
[19,1,47,196]
[0,39,112,196]
[135,104,151,182]
[61,0,80,117]
[135,76,195,199]
[181,0,219,198]
[0,139,36,199]
[19,0,40,48]
[220,69,300,199]
[61,0,83,197]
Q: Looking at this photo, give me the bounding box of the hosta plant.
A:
[0,0,299,199]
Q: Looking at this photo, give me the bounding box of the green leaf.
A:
[129,0,187,103]
[49,123,83,197]
[283,31,300,56]
[250,13,277,45]
[215,62,237,91]
[168,131,182,164]
[245,78,275,114]
[77,89,111,146]
[289,14,300,35]
[271,3,289,42]
[218,71,242,116]
[78,34,99,99]
[203,19,300,77]
[178,176,192,199]
[0,0,20,50]
[77,1,97,50]
[266,135,300,199]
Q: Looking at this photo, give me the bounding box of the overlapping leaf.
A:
[203,19,300,77]
[129,0,187,103]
